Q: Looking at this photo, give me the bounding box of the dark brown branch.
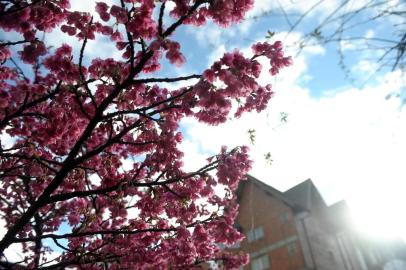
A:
[16,227,178,241]
[8,58,28,80]
[102,86,194,120]
[0,49,155,254]
[78,26,97,110]
[163,0,207,37]
[0,260,26,270]
[72,119,143,165]
[21,176,43,268]
[0,152,62,167]
[158,1,166,36]
[0,0,43,16]
[0,39,32,47]
[0,81,62,129]
[47,159,219,204]
[15,217,215,242]
[118,140,158,146]
[134,74,201,84]
[0,0,209,254]
[37,254,120,270]
[121,0,136,71]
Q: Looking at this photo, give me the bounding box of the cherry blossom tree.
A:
[0,0,291,268]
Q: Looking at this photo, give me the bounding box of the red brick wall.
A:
[235,181,305,270]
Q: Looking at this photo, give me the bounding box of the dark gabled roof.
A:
[283,178,327,210]
[327,200,353,230]
[237,175,306,212]
[329,200,349,213]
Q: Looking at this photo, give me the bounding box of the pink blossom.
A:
[0,1,291,268]
[19,41,47,64]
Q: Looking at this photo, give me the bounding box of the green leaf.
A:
[280,112,288,123]
[247,129,256,144]
[264,152,273,165]
[266,30,275,39]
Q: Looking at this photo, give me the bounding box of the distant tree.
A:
[297,0,405,78]
[249,0,405,81]
[0,0,291,269]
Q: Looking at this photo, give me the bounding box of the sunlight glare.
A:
[348,184,406,241]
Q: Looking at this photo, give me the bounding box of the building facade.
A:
[232,176,406,270]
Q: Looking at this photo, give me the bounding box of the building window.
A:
[218,242,240,250]
[247,226,264,242]
[287,243,296,256]
[280,212,290,224]
[251,254,270,270]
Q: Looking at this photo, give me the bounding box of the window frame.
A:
[251,254,270,270]
[247,226,265,243]
[287,242,296,257]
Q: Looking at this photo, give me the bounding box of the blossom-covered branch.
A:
[0,0,291,268]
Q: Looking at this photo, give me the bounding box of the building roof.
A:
[237,175,305,213]
[327,200,357,232]
[284,178,327,210]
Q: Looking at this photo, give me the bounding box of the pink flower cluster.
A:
[44,44,81,83]
[0,47,11,63]
[94,1,157,41]
[1,0,69,64]
[252,41,293,75]
[0,0,291,269]
[194,43,291,124]
[19,41,47,64]
[217,146,252,190]
[171,0,254,27]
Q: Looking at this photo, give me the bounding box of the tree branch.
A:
[0,0,43,16]
[0,39,32,47]
[78,21,97,110]
[102,86,194,120]
[0,0,209,254]
[0,81,62,129]
[158,1,166,36]
[134,74,201,84]
[15,217,215,242]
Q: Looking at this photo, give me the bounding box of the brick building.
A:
[231,175,406,270]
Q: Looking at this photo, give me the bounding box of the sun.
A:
[348,196,406,241]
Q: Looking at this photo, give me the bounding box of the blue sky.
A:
[171,0,406,241]
[1,0,406,260]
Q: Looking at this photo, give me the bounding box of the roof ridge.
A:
[245,174,306,212]
[283,178,313,194]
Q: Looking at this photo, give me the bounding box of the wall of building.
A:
[234,179,406,270]
[236,181,306,270]
[299,213,349,270]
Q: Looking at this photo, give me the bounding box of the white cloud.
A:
[0,220,25,263]
[178,139,209,172]
[207,44,227,66]
[246,0,340,21]
[188,23,226,48]
[180,35,406,239]
[352,59,379,75]
[0,131,15,149]
[44,0,123,62]
[340,39,357,51]
[68,0,96,13]
[185,17,253,49]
